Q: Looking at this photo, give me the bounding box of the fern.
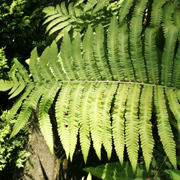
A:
[107,16,122,80]
[139,86,154,171]
[84,162,144,180]
[112,84,130,165]
[39,82,60,154]
[1,0,180,172]
[79,83,93,163]
[154,87,177,169]
[43,1,122,41]
[125,84,141,172]
[165,169,180,180]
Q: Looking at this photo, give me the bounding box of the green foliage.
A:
[84,162,144,180]
[165,169,180,180]
[0,0,180,174]
[84,160,180,180]
[0,0,51,60]
[0,111,30,171]
[0,48,8,78]
[43,0,123,41]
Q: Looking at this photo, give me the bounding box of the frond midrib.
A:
[27,80,180,90]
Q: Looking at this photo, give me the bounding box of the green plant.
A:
[84,161,180,180]
[0,0,180,174]
[43,0,122,41]
[0,111,30,171]
[84,162,145,180]
[0,48,8,78]
[0,0,50,61]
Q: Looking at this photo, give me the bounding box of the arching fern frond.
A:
[39,82,60,154]
[118,0,134,24]
[172,45,180,87]
[55,83,72,159]
[43,1,122,41]
[139,85,154,171]
[154,86,177,169]
[79,83,94,163]
[6,84,34,122]
[0,80,14,91]
[10,84,45,138]
[1,0,180,173]
[107,16,122,80]
[150,0,167,27]
[144,27,159,84]
[89,83,104,160]
[118,21,134,82]
[112,83,130,164]
[166,88,180,132]
[68,83,84,161]
[125,84,141,172]
[161,25,179,86]
[101,83,117,160]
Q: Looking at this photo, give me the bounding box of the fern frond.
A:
[8,75,21,96]
[133,0,148,17]
[173,8,180,41]
[6,84,34,122]
[68,83,84,161]
[48,19,75,36]
[10,84,45,138]
[154,86,177,169]
[72,33,87,80]
[2,1,180,172]
[79,83,93,163]
[84,162,139,180]
[107,16,122,80]
[150,0,167,27]
[125,84,141,172]
[161,25,179,86]
[139,85,154,171]
[13,58,30,82]
[172,45,180,87]
[68,2,76,16]
[55,25,72,42]
[46,41,65,81]
[173,8,180,28]
[55,83,72,158]
[43,4,76,36]
[162,2,175,29]
[130,16,147,82]
[8,74,26,99]
[101,83,117,160]
[83,26,101,80]
[166,88,180,132]
[144,27,159,84]
[74,0,84,7]
[61,32,78,80]
[60,2,68,15]
[39,46,56,81]
[43,5,60,16]
[118,21,134,82]
[92,0,109,13]
[89,83,104,160]
[43,14,63,25]
[39,82,60,154]
[165,169,180,180]
[112,83,130,164]
[84,0,97,12]
[119,0,134,24]
[93,24,112,80]
[177,89,180,103]
[29,47,42,82]
[0,80,13,91]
